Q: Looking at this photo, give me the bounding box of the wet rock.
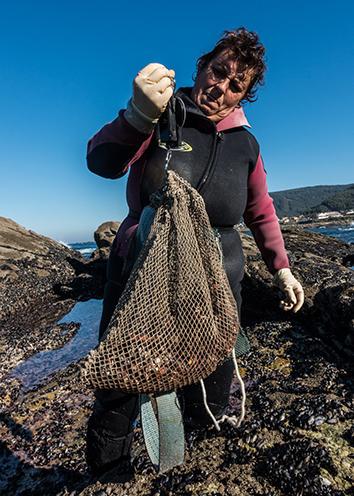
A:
[289,396,345,430]
[222,443,253,466]
[0,218,108,324]
[241,227,354,358]
[0,217,86,320]
[255,439,337,495]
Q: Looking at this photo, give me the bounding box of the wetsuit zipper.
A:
[197,131,224,193]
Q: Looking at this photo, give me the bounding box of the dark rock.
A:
[0,217,85,322]
[89,222,120,273]
[241,227,354,358]
[0,218,108,324]
[94,221,120,249]
[255,439,337,495]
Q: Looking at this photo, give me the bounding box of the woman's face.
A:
[191,50,253,122]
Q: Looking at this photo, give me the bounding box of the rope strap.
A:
[200,347,246,431]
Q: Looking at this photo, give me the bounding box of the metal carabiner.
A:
[164,149,173,171]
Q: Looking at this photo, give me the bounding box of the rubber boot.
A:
[86,429,134,483]
[86,393,138,482]
[180,357,235,427]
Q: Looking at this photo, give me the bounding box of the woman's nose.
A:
[215,78,229,94]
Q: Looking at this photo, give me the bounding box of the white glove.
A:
[124,63,175,134]
[273,268,304,313]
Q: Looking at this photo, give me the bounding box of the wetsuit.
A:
[85,88,289,474]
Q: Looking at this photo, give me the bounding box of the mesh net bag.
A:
[83,170,240,394]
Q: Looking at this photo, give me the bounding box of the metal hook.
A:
[164,149,173,171]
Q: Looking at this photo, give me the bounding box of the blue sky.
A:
[1,0,353,242]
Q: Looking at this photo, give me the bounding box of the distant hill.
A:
[310,185,354,213]
[270,184,354,218]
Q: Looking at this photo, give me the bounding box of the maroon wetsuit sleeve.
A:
[243,154,290,274]
[86,110,153,179]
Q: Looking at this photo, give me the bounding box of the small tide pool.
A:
[10,299,103,390]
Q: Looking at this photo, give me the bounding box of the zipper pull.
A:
[216,131,224,141]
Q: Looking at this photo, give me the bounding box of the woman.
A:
[86,28,304,481]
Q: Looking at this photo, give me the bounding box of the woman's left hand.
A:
[273,268,304,313]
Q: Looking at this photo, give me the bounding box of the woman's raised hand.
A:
[124,63,175,134]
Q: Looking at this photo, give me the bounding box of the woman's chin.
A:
[199,100,218,116]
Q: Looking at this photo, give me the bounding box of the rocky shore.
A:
[278,214,354,230]
[0,217,353,495]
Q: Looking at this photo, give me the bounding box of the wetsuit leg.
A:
[220,228,250,357]
[181,229,249,427]
[98,280,124,339]
[180,285,242,426]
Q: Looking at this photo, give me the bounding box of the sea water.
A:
[69,241,96,259]
[306,223,354,245]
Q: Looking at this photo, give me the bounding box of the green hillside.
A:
[311,185,354,213]
[270,184,354,218]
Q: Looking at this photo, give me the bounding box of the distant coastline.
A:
[69,218,354,265]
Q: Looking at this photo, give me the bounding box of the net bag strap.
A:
[140,392,185,473]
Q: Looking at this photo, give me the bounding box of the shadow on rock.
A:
[241,272,286,325]
[0,412,33,442]
[0,440,90,496]
[309,282,354,358]
[53,255,107,301]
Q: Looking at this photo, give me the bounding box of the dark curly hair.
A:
[195,28,266,103]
